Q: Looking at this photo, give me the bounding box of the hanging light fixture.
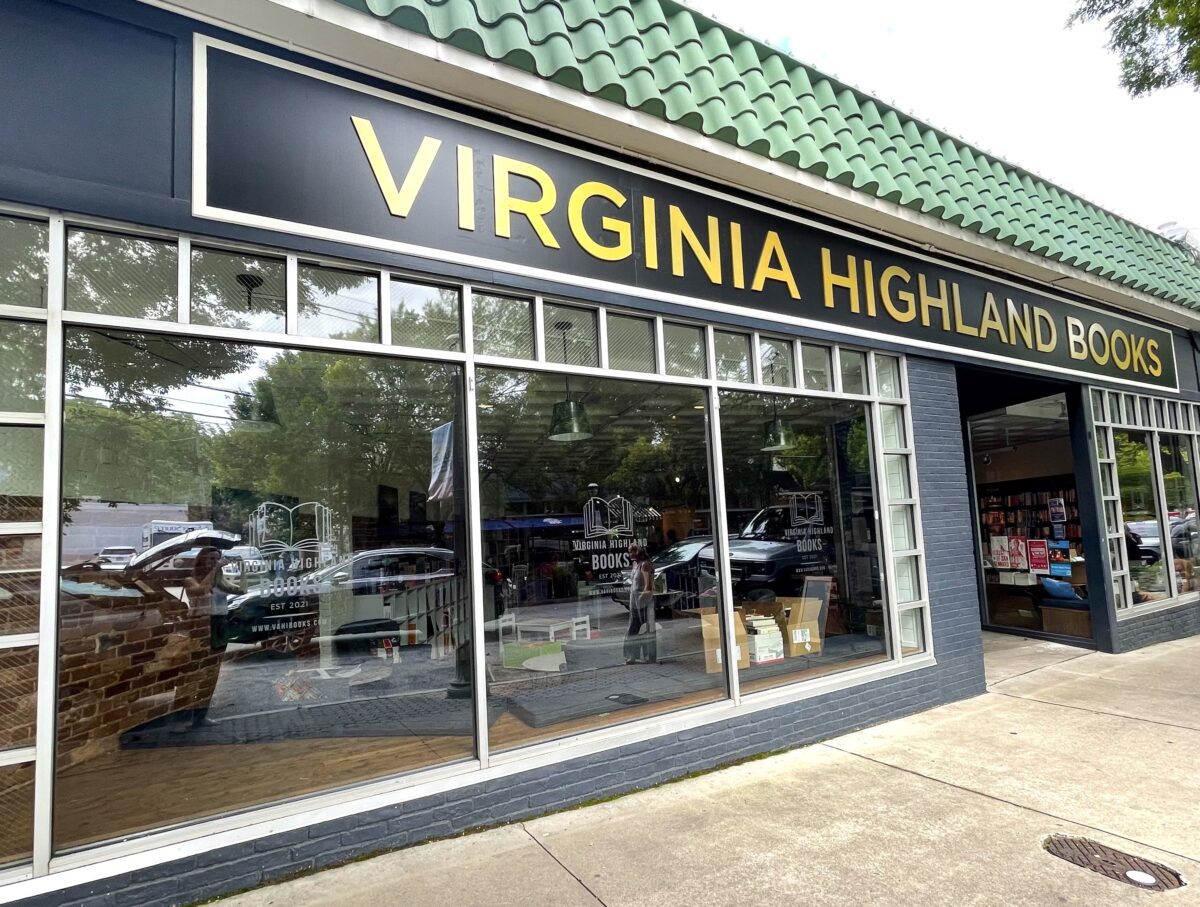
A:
[548,320,592,442]
[235,272,264,311]
[761,352,790,452]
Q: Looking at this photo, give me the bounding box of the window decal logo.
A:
[583,495,635,539]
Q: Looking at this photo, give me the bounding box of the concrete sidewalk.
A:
[223,633,1200,906]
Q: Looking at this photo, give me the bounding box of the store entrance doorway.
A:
[958,368,1096,644]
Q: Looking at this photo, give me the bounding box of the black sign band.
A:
[197,40,1178,389]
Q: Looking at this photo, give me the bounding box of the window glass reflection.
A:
[191,247,286,333]
[0,536,39,636]
[390,279,461,351]
[1158,434,1200,595]
[544,303,598,367]
[0,321,45,412]
[0,647,36,751]
[297,264,379,340]
[472,293,534,359]
[475,369,725,751]
[717,392,888,692]
[0,427,42,522]
[759,338,794,387]
[56,329,471,849]
[67,229,177,320]
[0,762,33,868]
[1117,430,1168,602]
[663,322,706,378]
[606,313,655,373]
[714,331,750,383]
[0,217,48,308]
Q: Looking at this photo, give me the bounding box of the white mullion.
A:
[0,747,35,769]
[460,285,490,768]
[533,296,546,361]
[749,331,763,386]
[869,394,903,662]
[0,634,39,651]
[704,325,740,705]
[790,338,804,391]
[378,270,392,346]
[285,255,299,334]
[1149,429,1178,598]
[830,346,844,395]
[176,236,191,324]
[0,413,46,427]
[32,215,66,875]
[596,306,609,370]
[653,315,666,375]
[0,523,41,536]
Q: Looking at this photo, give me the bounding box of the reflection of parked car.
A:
[96,546,137,570]
[221,545,268,583]
[225,547,513,651]
[1131,518,1200,564]
[614,538,711,611]
[697,506,831,598]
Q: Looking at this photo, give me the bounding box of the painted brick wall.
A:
[16,356,986,907]
[1114,600,1200,652]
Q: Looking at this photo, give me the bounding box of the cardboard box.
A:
[747,633,784,664]
[864,607,885,640]
[700,608,749,673]
[775,596,825,656]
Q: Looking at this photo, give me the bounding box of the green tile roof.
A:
[333,0,1200,311]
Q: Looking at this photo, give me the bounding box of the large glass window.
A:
[67,229,177,320]
[1116,429,1168,602]
[56,329,470,849]
[0,216,48,308]
[716,392,888,692]
[191,247,286,333]
[1159,434,1200,595]
[475,369,725,750]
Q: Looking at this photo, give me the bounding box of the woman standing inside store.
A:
[624,543,656,664]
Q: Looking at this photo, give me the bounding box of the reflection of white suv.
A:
[97,546,138,570]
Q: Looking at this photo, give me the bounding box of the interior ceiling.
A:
[969,393,1070,452]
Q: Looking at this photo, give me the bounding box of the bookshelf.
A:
[977,473,1082,545]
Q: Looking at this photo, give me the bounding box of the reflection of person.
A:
[624,544,656,664]
[1125,524,1143,562]
[180,546,236,728]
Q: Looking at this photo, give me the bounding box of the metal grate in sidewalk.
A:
[1044,835,1185,891]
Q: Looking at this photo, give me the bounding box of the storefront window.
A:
[714,330,750,383]
[474,368,726,750]
[759,337,794,387]
[0,647,37,751]
[606,313,655,373]
[56,329,471,849]
[191,247,286,333]
[1116,429,1168,602]
[800,344,832,391]
[0,321,45,412]
[0,217,48,308]
[0,536,39,635]
[67,229,177,320]
[1158,434,1200,595]
[0,763,34,867]
[297,264,379,340]
[389,278,461,351]
[840,349,867,394]
[472,293,534,359]
[0,427,42,522]
[663,322,706,378]
[544,303,598,367]
[716,391,888,693]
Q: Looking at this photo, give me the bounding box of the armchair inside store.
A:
[961,369,1095,643]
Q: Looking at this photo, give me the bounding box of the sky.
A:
[699,0,1200,241]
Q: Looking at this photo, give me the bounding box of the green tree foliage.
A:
[1070,0,1200,94]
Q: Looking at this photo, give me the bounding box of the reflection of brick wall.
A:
[0,648,37,751]
[57,574,220,770]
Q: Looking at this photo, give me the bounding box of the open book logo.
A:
[787,492,824,527]
[583,496,635,539]
[249,501,336,568]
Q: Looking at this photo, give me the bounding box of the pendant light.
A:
[236,272,264,311]
[548,320,593,442]
[760,354,790,452]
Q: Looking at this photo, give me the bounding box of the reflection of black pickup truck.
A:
[697,506,835,597]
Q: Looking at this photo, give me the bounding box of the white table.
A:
[513,615,590,642]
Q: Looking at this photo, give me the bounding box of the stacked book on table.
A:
[744,615,784,665]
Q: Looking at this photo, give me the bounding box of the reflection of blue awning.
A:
[483,516,584,531]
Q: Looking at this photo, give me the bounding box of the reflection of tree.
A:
[207,348,462,541]
[391,284,461,350]
[0,321,46,411]
[67,231,177,320]
[65,330,256,410]
[62,401,210,505]
[0,218,48,307]
[1115,431,1153,519]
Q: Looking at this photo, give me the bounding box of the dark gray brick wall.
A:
[1114,599,1200,652]
[18,356,985,907]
